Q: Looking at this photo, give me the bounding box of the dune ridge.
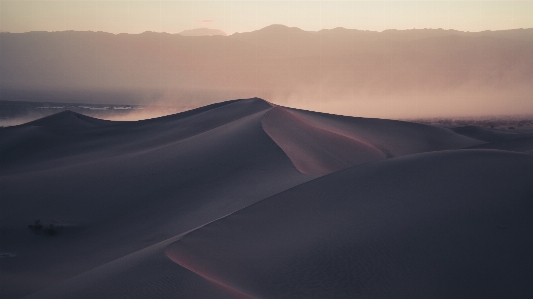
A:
[26,110,112,128]
[1,98,303,299]
[2,98,533,299]
[288,108,484,156]
[450,125,533,153]
[451,125,529,143]
[262,106,386,175]
[467,136,533,152]
[165,150,533,299]
[0,98,271,175]
[261,106,484,175]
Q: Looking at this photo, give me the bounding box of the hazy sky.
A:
[1,1,532,35]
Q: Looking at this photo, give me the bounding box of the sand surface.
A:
[166,150,533,299]
[1,98,532,298]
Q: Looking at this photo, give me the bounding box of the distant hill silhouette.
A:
[1,25,532,117]
[179,28,227,36]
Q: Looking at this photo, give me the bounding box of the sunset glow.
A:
[1,1,532,34]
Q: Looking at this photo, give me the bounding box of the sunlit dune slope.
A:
[166,150,533,299]
[21,234,246,299]
[288,108,484,157]
[262,106,386,175]
[263,106,483,175]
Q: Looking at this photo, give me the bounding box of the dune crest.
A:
[165,150,533,299]
[261,105,484,175]
[26,110,111,128]
[3,98,533,299]
[262,106,386,175]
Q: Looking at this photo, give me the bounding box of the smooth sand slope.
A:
[1,98,311,298]
[450,126,533,153]
[166,150,533,299]
[25,150,533,299]
[2,98,532,298]
[451,125,527,143]
[262,106,482,175]
[262,107,386,175]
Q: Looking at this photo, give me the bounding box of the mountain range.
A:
[1,25,532,117]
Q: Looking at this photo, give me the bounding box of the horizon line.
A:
[2,24,532,35]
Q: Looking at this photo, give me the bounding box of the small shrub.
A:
[28,220,62,236]
[28,220,42,231]
[45,224,58,235]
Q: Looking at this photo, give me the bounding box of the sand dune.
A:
[2,98,532,298]
[166,150,533,299]
[262,106,484,175]
[0,98,269,174]
[285,108,483,157]
[451,125,528,143]
[467,136,533,153]
[26,110,112,128]
[450,126,533,152]
[0,98,304,298]
[262,106,386,175]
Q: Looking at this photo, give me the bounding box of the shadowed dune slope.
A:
[449,126,533,152]
[2,98,526,299]
[0,98,310,299]
[451,125,530,143]
[466,136,533,153]
[166,150,533,299]
[21,234,250,299]
[25,110,112,128]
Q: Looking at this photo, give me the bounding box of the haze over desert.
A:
[1,1,533,298]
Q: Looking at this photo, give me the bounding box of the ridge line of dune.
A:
[21,204,259,299]
[260,106,388,174]
[1,108,273,178]
[167,148,533,246]
[113,99,241,124]
[164,152,463,284]
[160,98,271,125]
[278,107,387,153]
[24,99,241,128]
[163,149,528,297]
[263,107,354,168]
[284,108,386,155]
[145,99,243,123]
[163,149,533,299]
[165,251,256,299]
[25,110,111,127]
[285,109,385,154]
[168,150,533,236]
[125,109,273,157]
